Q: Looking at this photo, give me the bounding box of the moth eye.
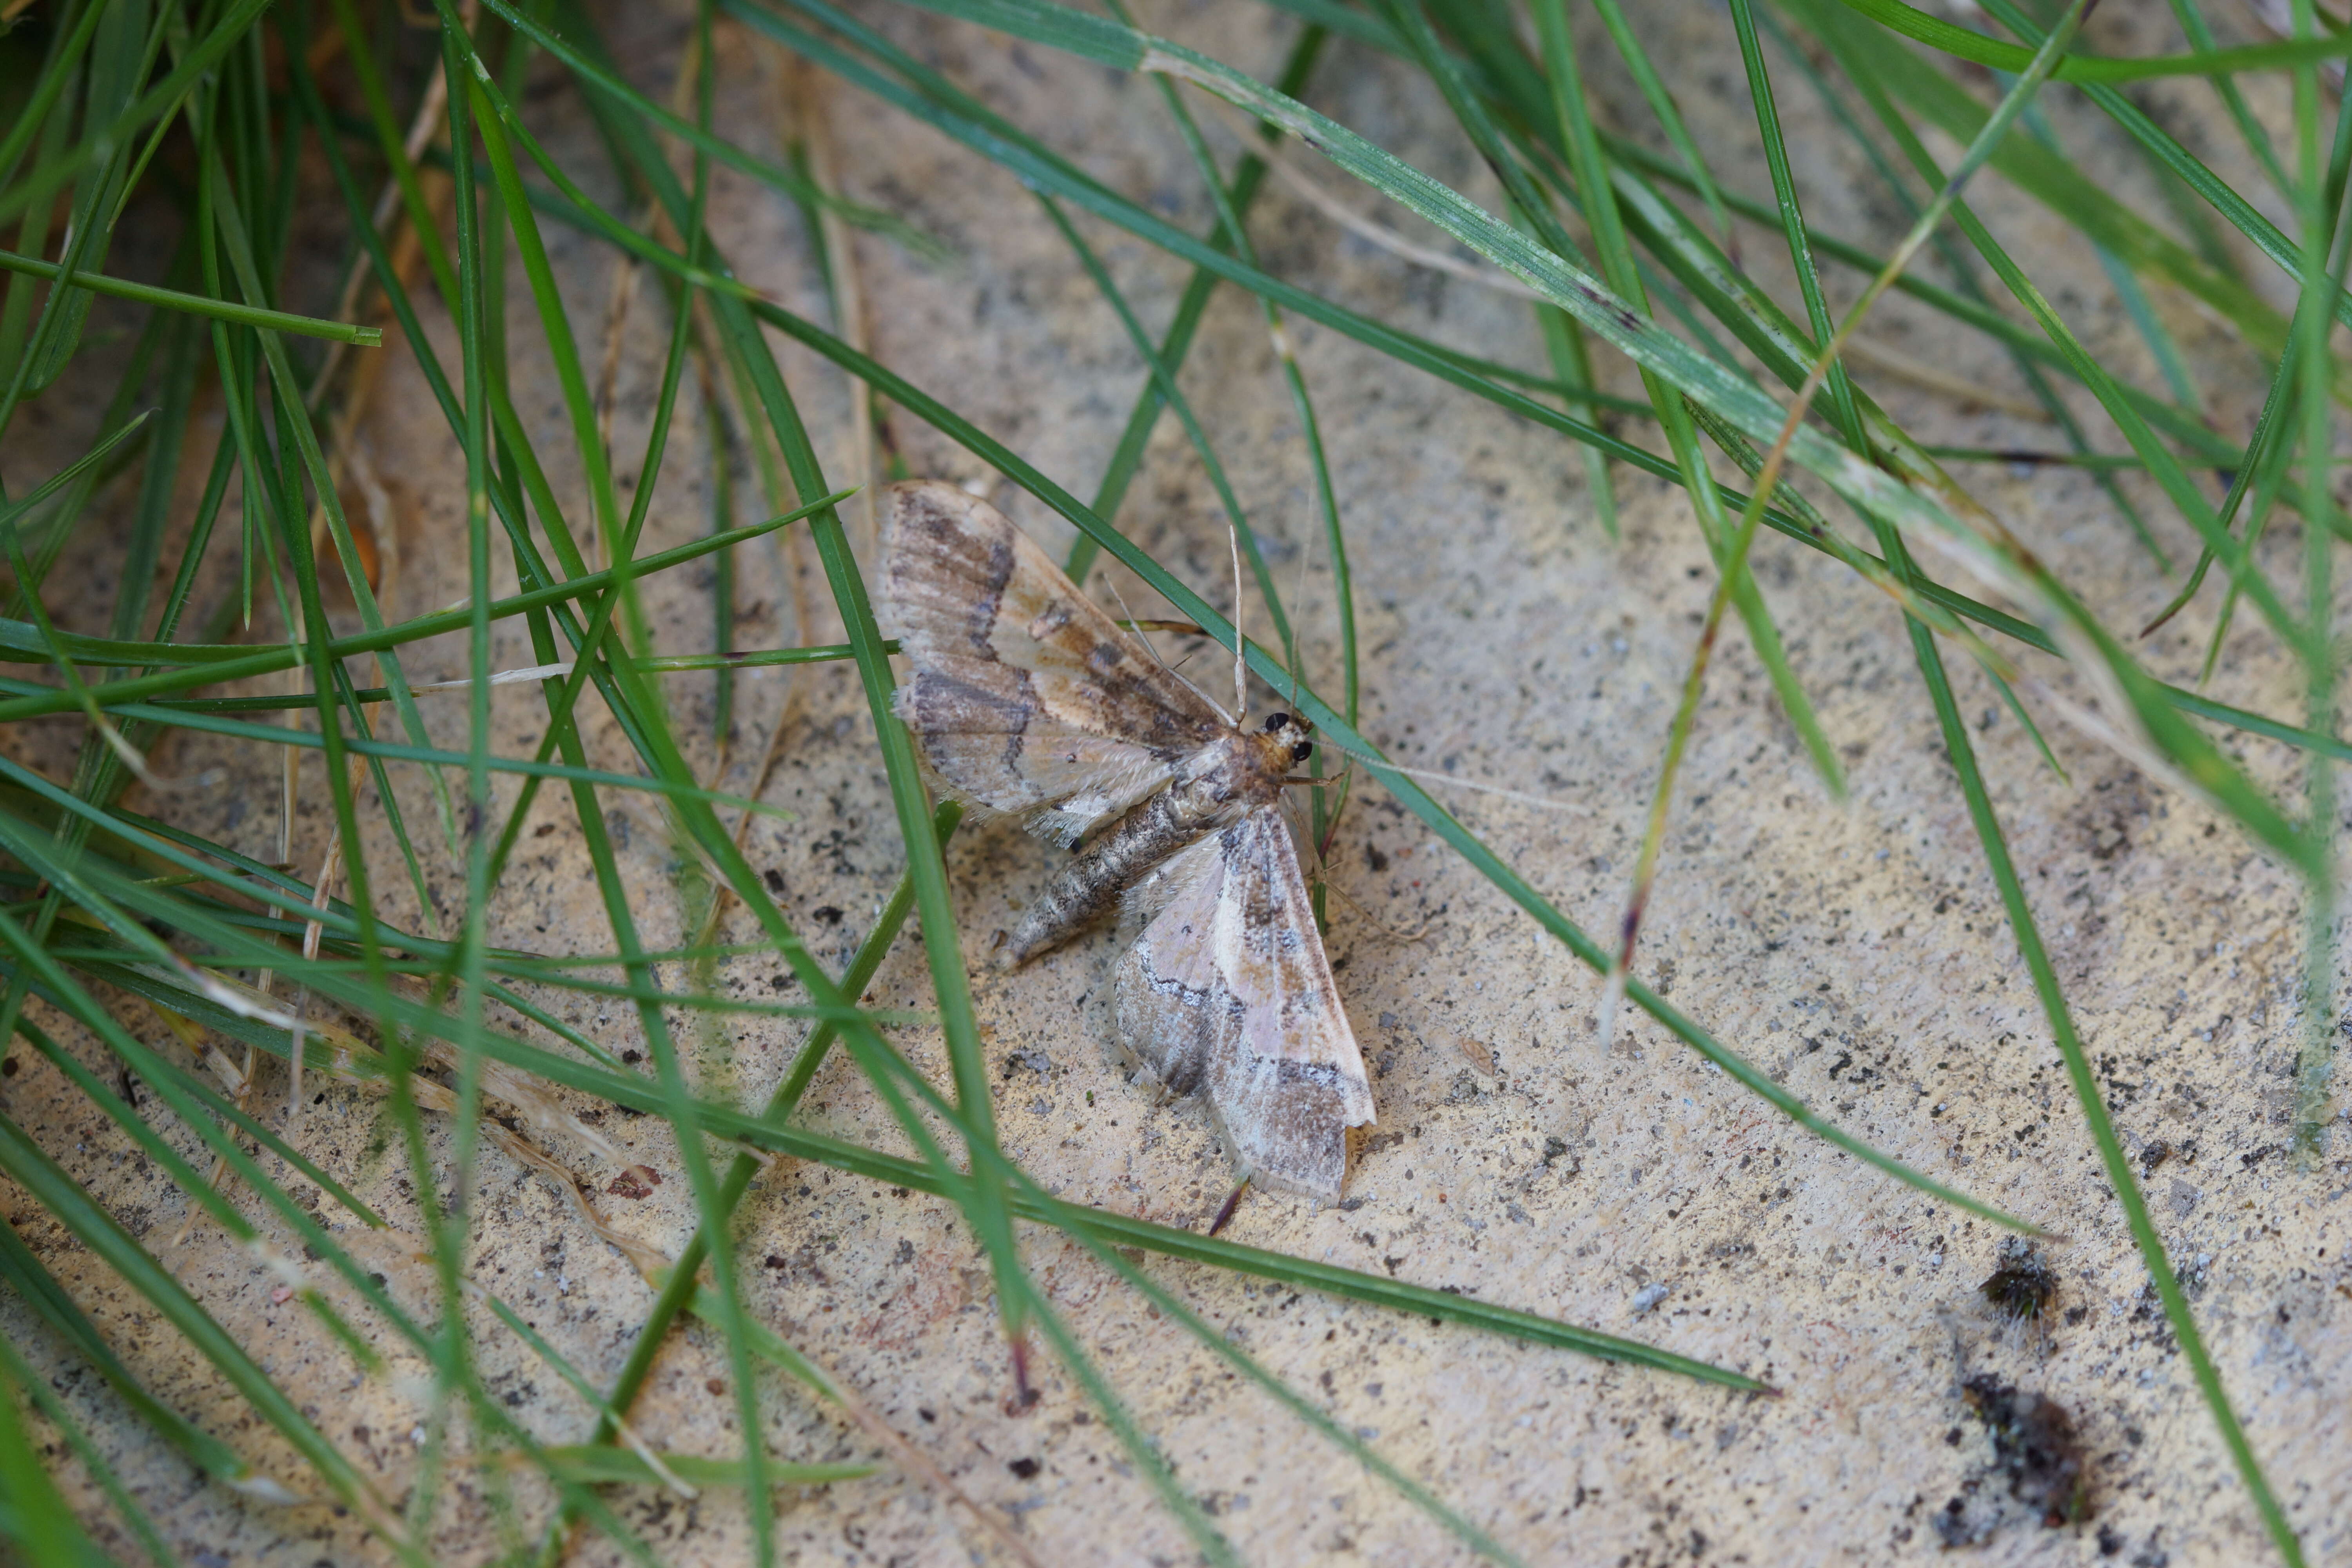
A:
[1292,740,1314,763]
[1265,712,1292,733]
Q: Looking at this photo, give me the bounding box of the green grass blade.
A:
[0,1209,254,1492]
[0,1100,379,1517]
[1835,0,2352,83]
[0,1319,174,1568]
[0,247,381,343]
[0,1340,120,1568]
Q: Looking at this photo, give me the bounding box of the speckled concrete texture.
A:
[2,2,2347,1564]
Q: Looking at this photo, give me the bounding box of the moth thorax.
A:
[1171,729,1290,818]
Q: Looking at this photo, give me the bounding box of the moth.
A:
[877,480,1374,1199]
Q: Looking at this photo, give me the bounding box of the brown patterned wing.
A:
[1114,809,1374,1199]
[879,481,1227,837]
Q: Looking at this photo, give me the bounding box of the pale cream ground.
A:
[4,3,2348,1565]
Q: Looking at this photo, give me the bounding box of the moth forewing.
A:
[1116,809,1373,1200]
[878,479,1375,1199]
[880,479,1222,837]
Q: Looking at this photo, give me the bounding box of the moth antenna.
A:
[1103,570,1233,726]
[1227,516,1248,724]
[1311,735,1596,815]
[1286,498,1316,719]
[1100,572,1171,673]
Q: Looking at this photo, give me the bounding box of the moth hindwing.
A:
[878,480,1375,1198]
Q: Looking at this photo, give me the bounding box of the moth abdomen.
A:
[1004,786,1209,964]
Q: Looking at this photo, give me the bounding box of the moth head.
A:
[1264,711,1314,765]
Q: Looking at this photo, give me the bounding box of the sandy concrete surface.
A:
[2,2,2347,1564]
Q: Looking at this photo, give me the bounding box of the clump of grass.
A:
[0,0,2338,1563]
